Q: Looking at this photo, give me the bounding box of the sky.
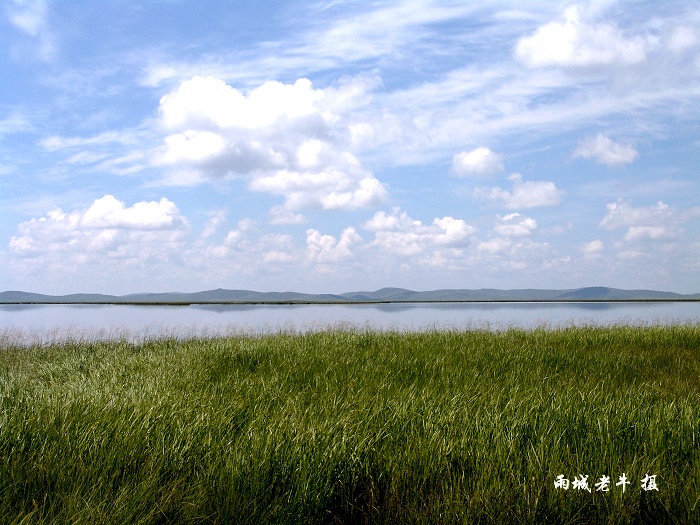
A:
[1,0,699,295]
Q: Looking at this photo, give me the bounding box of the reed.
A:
[0,325,698,523]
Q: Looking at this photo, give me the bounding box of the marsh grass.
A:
[0,325,698,523]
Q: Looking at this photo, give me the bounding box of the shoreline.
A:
[3,298,700,306]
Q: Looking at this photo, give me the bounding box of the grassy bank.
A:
[0,325,698,523]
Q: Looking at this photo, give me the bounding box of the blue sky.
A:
[1,0,699,295]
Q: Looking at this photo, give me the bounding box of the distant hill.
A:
[1,287,698,304]
[0,291,121,303]
[555,287,689,300]
[122,289,346,303]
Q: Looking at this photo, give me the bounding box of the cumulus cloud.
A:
[221,219,255,250]
[155,75,388,211]
[573,133,638,166]
[493,213,537,237]
[269,206,307,225]
[260,234,298,264]
[600,199,700,241]
[79,195,185,230]
[196,220,367,280]
[582,239,604,258]
[158,77,324,130]
[475,230,553,273]
[623,226,668,241]
[306,227,362,263]
[477,237,512,254]
[248,148,387,211]
[364,208,475,257]
[206,220,301,268]
[602,200,671,229]
[9,195,188,262]
[473,214,550,267]
[474,174,563,209]
[160,131,227,164]
[515,5,648,68]
[451,146,504,177]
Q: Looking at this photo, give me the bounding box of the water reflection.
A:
[1,302,698,345]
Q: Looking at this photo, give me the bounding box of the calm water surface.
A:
[1,302,699,344]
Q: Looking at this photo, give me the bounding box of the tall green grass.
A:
[0,325,698,523]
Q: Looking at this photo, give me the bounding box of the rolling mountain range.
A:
[1,287,698,304]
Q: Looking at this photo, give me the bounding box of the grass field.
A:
[0,325,698,524]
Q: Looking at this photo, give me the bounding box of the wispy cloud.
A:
[0,112,31,135]
[7,0,56,61]
[138,0,486,88]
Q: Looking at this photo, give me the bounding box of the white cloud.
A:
[600,199,700,242]
[140,64,178,88]
[259,234,298,265]
[269,206,307,225]
[668,26,698,54]
[8,1,46,36]
[201,211,227,239]
[137,3,481,90]
[7,0,55,61]
[306,227,362,263]
[118,3,700,180]
[220,218,256,249]
[263,249,296,265]
[301,2,477,64]
[474,174,563,209]
[364,208,420,232]
[451,146,504,177]
[515,5,648,68]
[573,133,638,166]
[9,195,188,262]
[472,213,552,267]
[477,237,511,254]
[40,131,141,151]
[248,148,387,211]
[212,222,300,268]
[371,32,700,167]
[623,226,670,241]
[365,208,475,257]
[158,77,324,130]
[582,239,604,256]
[249,168,387,212]
[79,195,185,230]
[493,213,537,237]
[602,200,672,229]
[474,234,553,273]
[155,76,388,211]
[36,130,151,179]
[160,131,227,164]
[0,113,31,136]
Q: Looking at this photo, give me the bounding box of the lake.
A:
[1,301,699,345]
